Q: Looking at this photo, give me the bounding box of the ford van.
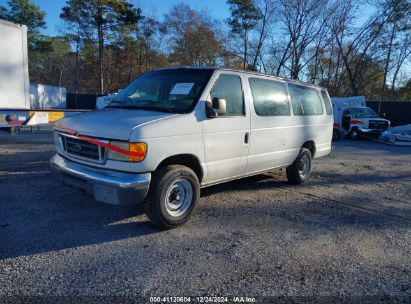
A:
[51,67,333,228]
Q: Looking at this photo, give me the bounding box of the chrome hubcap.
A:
[165,179,193,217]
[298,155,310,178]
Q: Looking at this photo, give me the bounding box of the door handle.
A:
[244,132,249,144]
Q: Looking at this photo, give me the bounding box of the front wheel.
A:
[286,148,312,184]
[349,129,359,139]
[144,165,200,229]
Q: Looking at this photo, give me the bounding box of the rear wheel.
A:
[144,165,200,229]
[332,128,341,140]
[349,129,359,139]
[1,127,20,135]
[286,148,312,184]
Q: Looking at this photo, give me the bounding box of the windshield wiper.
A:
[137,100,158,104]
[134,106,173,113]
[106,99,125,108]
[107,105,172,113]
[105,102,174,113]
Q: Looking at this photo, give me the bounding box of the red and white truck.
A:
[331,96,390,139]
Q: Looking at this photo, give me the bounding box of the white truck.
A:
[331,96,390,139]
[0,18,82,132]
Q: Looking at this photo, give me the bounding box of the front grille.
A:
[369,120,388,130]
[60,133,106,163]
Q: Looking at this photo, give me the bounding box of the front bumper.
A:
[358,127,385,133]
[357,127,385,137]
[50,154,151,205]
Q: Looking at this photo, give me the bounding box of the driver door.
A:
[202,72,250,184]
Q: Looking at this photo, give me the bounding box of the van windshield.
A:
[107,69,214,113]
[349,107,378,118]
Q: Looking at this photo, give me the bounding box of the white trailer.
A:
[0,19,86,132]
[0,19,30,110]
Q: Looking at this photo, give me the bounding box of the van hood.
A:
[55,108,177,140]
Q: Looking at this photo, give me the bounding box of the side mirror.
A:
[206,97,226,118]
[213,98,226,115]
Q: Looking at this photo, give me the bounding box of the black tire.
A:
[1,127,18,135]
[286,148,312,184]
[144,165,200,229]
[349,129,359,139]
[10,127,20,135]
[332,129,341,141]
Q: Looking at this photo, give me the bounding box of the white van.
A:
[51,67,333,228]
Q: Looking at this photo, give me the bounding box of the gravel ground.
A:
[0,128,410,301]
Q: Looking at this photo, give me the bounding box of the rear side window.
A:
[249,77,290,116]
[288,84,324,116]
[210,74,244,116]
[321,90,333,115]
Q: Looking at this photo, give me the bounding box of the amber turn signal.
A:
[129,142,147,162]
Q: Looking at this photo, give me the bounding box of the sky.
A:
[0,0,231,36]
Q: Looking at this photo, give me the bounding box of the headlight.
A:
[54,132,61,148]
[107,141,147,162]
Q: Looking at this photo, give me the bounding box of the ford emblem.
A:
[74,144,82,152]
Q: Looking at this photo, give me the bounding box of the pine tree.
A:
[60,0,142,94]
[227,0,262,70]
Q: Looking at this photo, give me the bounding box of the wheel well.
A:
[302,141,316,157]
[156,154,203,182]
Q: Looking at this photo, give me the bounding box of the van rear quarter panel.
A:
[244,74,333,173]
[286,115,333,157]
[248,113,332,173]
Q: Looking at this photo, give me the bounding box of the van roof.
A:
[155,66,325,90]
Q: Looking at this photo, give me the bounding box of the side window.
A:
[210,74,244,116]
[249,77,290,116]
[288,84,324,116]
[321,90,333,115]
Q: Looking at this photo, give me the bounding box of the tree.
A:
[60,0,92,97]
[60,0,142,94]
[29,36,71,87]
[329,0,390,95]
[0,6,8,18]
[0,0,53,81]
[390,33,411,93]
[277,0,331,79]
[227,0,262,70]
[0,0,47,51]
[163,4,221,66]
[2,0,409,99]
[249,0,277,72]
[375,0,411,102]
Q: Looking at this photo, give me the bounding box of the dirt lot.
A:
[0,128,410,301]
